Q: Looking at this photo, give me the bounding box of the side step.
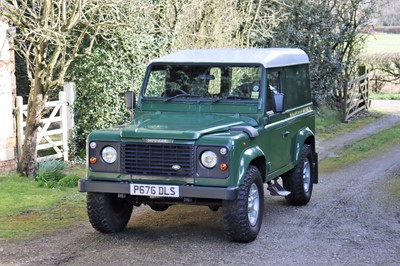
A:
[267,180,290,197]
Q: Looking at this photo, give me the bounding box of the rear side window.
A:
[284,65,311,109]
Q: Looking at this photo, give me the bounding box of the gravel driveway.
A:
[1,101,399,266]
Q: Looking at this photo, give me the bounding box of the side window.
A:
[267,71,281,112]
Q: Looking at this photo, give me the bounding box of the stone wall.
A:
[0,18,17,172]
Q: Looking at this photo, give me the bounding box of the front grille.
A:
[121,143,195,177]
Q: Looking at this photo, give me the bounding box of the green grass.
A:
[0,173,86,240]
[315,107,383,139]
[389,174,400,200]
[370,92,400,100]
[315,107,342,135]
[364,33,400,54]
[320,123,400,172]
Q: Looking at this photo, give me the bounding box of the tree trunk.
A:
[18,79,46,177]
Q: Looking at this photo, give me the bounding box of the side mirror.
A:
[273,93,284,113]
[125,91,136,110]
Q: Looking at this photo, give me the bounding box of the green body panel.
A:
[121,112,258,139]
[237,146,265,185]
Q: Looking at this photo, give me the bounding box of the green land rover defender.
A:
[78,48,318,242]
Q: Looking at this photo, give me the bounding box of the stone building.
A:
[0,18,17,172]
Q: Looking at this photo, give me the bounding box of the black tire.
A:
[87,192,133,233]
[282,144,314,206]
[208,205,220,212]
[223,165,264,243]
[149,204,170,212]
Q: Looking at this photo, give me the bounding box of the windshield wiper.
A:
[164,93,201,102]
[212,95,252,103]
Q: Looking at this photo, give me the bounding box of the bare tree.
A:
[0,0,132,177]
[147,0,281,50]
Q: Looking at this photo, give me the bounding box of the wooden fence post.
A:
[59,91,69,161]
[63,82,76,141]
[16,96,24,160]
[343,81,348,122]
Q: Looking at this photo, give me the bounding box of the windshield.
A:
[143,64,262,101]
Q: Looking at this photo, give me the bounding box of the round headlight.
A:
[201,150,217,169]
[101,146,117,164]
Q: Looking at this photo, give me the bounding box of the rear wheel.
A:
[223,165,264,243]
[87,192,133,233]
[283,144,314,206]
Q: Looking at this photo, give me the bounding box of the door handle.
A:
[282,130,290,137]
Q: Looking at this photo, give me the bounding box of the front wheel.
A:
[283,144,315,206]
[149,204,170,212]
[87,192,133,233]
[223,165,264,243]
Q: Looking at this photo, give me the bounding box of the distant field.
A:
[363,33,400,54]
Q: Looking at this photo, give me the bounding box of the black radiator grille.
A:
[121,143,195,177]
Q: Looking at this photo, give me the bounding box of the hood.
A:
[121,112,258,140]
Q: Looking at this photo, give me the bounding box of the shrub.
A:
[67,32,166,156]
[36,160,66,188]
[57,175,81,188]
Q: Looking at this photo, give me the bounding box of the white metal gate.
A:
[343,71,373,122]
[16,83,75,162]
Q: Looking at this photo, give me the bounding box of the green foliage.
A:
[57,175,80,188]
[67,31,166,151]
[256,0,376,106]
[36,160,66,188]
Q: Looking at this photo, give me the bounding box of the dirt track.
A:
[1,101,399,266]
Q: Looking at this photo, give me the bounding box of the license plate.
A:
[130,184,179,198]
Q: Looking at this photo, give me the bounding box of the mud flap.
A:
[313,152,318,184]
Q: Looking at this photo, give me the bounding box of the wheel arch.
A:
[294,127,316,162]
[237,146,266,186]
[293,127,318,184]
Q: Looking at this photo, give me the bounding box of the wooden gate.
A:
[16,91,70,162]
[343,71,373,122]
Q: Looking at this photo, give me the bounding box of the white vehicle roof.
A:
[151,48,309,68]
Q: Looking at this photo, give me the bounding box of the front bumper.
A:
[78,179,238,200]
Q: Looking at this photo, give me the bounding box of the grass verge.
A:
[316,107,384,139]
[389,173,400,200]
[370,92,400,100]
[319,123,400,172]
[0,173,86,240]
